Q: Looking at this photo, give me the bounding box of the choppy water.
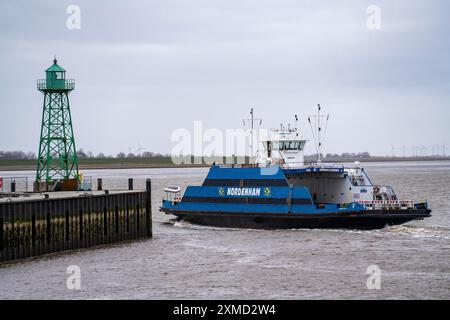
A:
[0,161,449,299]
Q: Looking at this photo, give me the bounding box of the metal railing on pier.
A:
[0,177,29,193]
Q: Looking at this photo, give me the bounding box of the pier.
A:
[0,179,152,263]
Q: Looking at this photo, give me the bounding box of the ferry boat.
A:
[160,107,431,230]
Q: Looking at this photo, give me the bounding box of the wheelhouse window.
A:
[265,140,305,151]
[279,140,305,150]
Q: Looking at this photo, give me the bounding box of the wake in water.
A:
[171,218,450,240]
[385,224,450,240]
[172,219,264,232]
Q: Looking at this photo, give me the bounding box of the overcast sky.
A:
[0,0,449,156]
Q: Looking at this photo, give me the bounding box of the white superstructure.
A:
[251,106,414,209]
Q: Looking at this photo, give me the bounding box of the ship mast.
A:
[308,104,329,164]
[243,107,262,162]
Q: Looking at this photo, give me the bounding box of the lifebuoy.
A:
[373,186,380,193]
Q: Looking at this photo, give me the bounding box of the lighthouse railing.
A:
[37,79,75,91]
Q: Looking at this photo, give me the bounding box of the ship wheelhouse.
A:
[259,126,306,168]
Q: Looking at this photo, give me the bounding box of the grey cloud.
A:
[0,0,449,156]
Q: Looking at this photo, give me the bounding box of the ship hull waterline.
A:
[160,208,431,230]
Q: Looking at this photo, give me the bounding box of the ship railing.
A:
[278,161,345,168]
[303,162,345,169]
[163,191,182,203]
[356,200,415,210]
[216,162,266,169]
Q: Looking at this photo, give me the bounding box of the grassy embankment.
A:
[0,156,449,172]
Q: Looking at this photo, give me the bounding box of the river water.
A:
[0,161,449,299]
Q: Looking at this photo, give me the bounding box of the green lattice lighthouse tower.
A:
[36,58,79,187]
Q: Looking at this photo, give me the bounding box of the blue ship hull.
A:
[162,209,430,230]
[160,165,431,230]
[160,207,431,230]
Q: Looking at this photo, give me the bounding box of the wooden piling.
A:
[0,190,152,263]
[128,178,133,190]
[146,179,152,237]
